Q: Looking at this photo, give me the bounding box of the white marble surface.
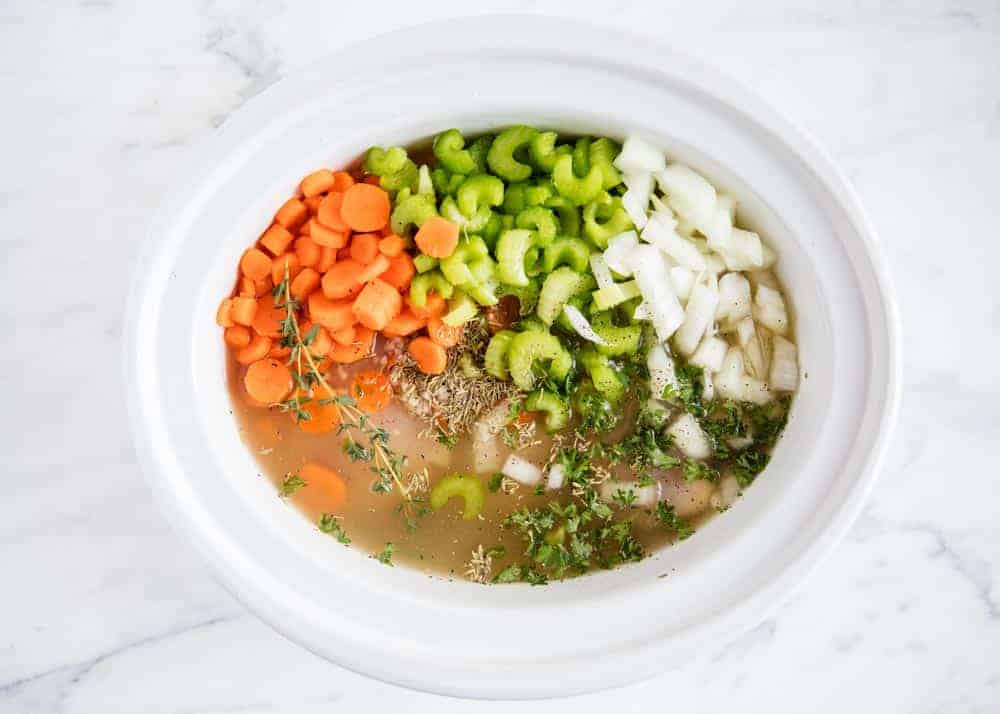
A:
[2,0,999,711]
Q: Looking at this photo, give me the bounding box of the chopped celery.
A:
[590,313,642,357]
[537,267,596,325]
[525,389,570,432]
[364,145,409,176]
[498,279,541,315]
[413,254,439,274]
[416,164,435,197]
[431,168,464,196]
[543,237,592,272]
[443,292,478,327]
[592,280,641,310]
[572,137,591,175]
[485,330,517,379]
[515,206,558,246]
[467,135,493,174]
[390,193,437,235]
[580,346,626,403]
[507,331,573,391]
[430,473,485,520]
[440,235,490,286]
[517,315,548,332]
[583,193,633,248]
[496,229,534,287]
[432,128,478,174]
[409,271,454,307]
[440,195,490,232]
[487,125,538,182]
[546,196,581,237]
[464,256,499,306]
[529,131,571,173]
[589,137,623,190]
[457,174,504,217]
[552,154,603,206]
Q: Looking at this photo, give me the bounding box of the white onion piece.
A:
[721,228,764,271]
[699,193,735,249]
[674,282,720,357]
[614,135,666,174]
[716,347,773,405]
[641,213,707,271]
[770,335,799,391]
[760,243,778,269]
[735,316,769,379]
[703,254,727,278]
[669,266,695,302]
[701,370,715,402]
[647,345,679,399]
[747,269,779,290]
[562,304,608,346]
[501,454,543,486]
[630,244,685,341]
[622,188,649,229]
[633,301,654,320]
[712,475,741,510]
[716,272,752,323]
[667,413,712,460]
[603,230,639,275]
[656,163,717,227]
[599,479,661,509]
[690,335,728,373]
[546,464,566,491]
[589,254,614,289]
[474,399,511,442]
[754,284,789,335]
[727,435,754,450]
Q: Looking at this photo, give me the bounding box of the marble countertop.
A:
[3,1,998,711]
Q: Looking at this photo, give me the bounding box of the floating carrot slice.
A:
[241,248,272,279]
[252,294,287,339]
[290,268,321,301]
[382,309,427,337]
[330,325,356,345]
[414,216,459,258]
[274,198,308,232]
[331,171,355,192]
[224,325,252,349]
[259,223,295,256]
[378,252,415,291]
[316,245,337,273]
[427,316,463,348]
[300,169,335,198]
[340,183,390,232]
[349,232,380,264]
[300,321,333,358]
[307,292,356,332]
[378,234,405,257]
[296,461,347,509]
[408,291,447,319]
[271,253,301,284]
[351,370,392,413]
[408,336,448,375]
[216,298,235,327]
[355,253,391,284]
[316,192,349,232]
[244,358,293,403]
[321,259,364,300]
[230,296,258,326]
[352,278,402,331]
[236,334,272,365]
[327,326,374,363]
[311,222,348,249]
[294,236,321,268]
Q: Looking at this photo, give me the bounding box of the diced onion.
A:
[770,335,798,391]
[699,194,735,250]
[629,244,685,341]
[647,344,680,399]
[716,272,752,323]
[656,163,717,227]
[633,301,654,320]
[674,282,720,357]
[589,254,614,289]
[669,266,695,302]
[735,316,770,380]
[712,475,741,510]
[720,228,764,271]
[701,370,715,401]
[690,335,728,373]
[501,454,543,486]
[562,304,608,346]
[641,212,707,271]
[753,284,789,335]
[603,230,639,275]
[614,135,666,175]
[666,413,712,460]
[546,464,566,491]
[599,479,660,509]
[622,188,649,229]
[716,347,773,405]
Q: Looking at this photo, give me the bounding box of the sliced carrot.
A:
[300,169,335,198]
[427,316,463,348]
[236,334,272,365]
[300,321,333,358]
[224,325,252,349]
[408,336,448,375]
[274,198,308,232]
[340,183,390,232]
[294,236,321,268]
[349,232,380,264]
[331,171,355,192]
[303,195,324,215]
[271,253,301,284]
[291,387,342,435]
[311,222,349,249]
[259,223,294,256]
[321,259,364,300]
[241,247,272,279]
[414,216,459,258]
[299,218,312,237]
[382,309,427,337]
[238,276,257,298]
[378,234,405,257]
[352,278,402,331]
[254,275,274,296]
[296,462,347,510]
[316,246,337,273]
[230,296,258,326]
[330,325,356,345]
[252,294,287,339]
[308,292,356,332]
[268,343,291,359]
[290,267,321,300]
[327,326,375,363]
[316,192,349,232]
[337,245,353,261]
[408,291,447,320]
[355,253,391,284]
[350,370,392,413]
[216,298,235,327]
[244,358,293,403]
[378,252,415,291]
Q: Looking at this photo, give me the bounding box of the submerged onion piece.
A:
[546,463,566,491]
[629,244,685,342]
[754,284,789,335]
[599,479,660,509]
[588,254,614,289]
[667,413,712,460]
[674,282,720,357]
[770,335,799,392]
[501,454,543,486]
[716,272,752,324]
[562,304,608,346]
[647,344,680,399]
[656,163,717,227]
[690,335,728,373]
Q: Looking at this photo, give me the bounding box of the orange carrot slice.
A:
[230,296,258,326]
[216,298,235,327]
[294,236,321,268]
[300,169,335,198]
[355,253,391,284]
[252,294,286,339]
[349,232,380,264]
[340,183,390,232]
[271,253,301,284]
[414,216,459,258]
[382,309,427,337]
[317,192,349,232]
[290,267,321,301]
[274,198,308,232]
[408,336,448,375]
[352,278,402,331]
[321,259,364,300]
[244,358,293,403]
[311,222,348,249]
[296,461,347,509]
[330,325,356,345]
[378,234,405,257]
[427,316,463,348]
[331,171,355,192]
[308,292,356,332]
[241,247,272,279]
[408,291,447,319]
[259,223,295,256]
[350,370,392,413]
[378,252,415,291]
[224,325,252,349]
[327,326,374,363]
[235,334,272,365]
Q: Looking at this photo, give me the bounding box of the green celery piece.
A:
[484,330,517,379]
[390,193,437,235]
[525,389,570,432]
[583,193,633,248]
[496,229,534,287]
[432,129,477,174]
[515,206,558,246]
[507,331,573,391]
[537,267,596,325]
[543,237,592,272]
[430,473,485,520]
[580,346,626,403]
[487,125,538,182]
[552,154,603,206]
[409,271,454,307]
[589,137,623,190]
[592,280,641,310]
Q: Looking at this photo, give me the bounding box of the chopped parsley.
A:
[375,542,395,566]
[318,513,350,544]
[279,473,306,497]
